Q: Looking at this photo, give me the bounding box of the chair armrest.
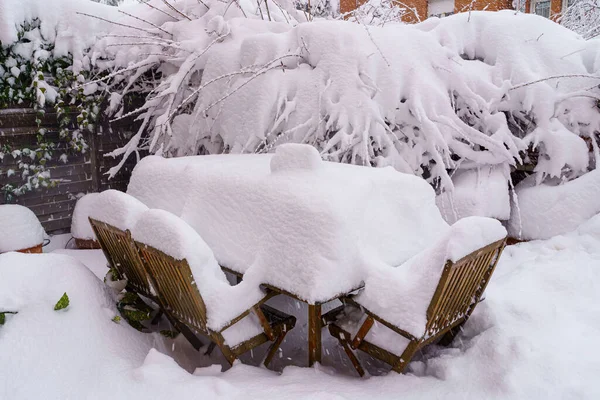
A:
[218,290,278,334]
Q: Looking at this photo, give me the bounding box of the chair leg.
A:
[150,309,163,325]
[392,340,420,374]
[438,322,464,347]
[221,346,237,366]
[340,339,365,377]
[204,342,217,356]
[263,330,288,367]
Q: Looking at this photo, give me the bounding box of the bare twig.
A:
[200,54,303,114]
[101,34,175,43]
[264,0,273,21]
[75,60,157,88]
[76,12,159,35]
[161,0,192,21]
[509,74,600,91]
[138,0,179,21]
[118,10,173,37]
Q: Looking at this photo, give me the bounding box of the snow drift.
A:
[3,215,600,398]
[0,252,155,399]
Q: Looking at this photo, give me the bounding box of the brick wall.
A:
[341,0,513,22]
[454,0,513,13]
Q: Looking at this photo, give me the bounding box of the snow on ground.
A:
[52,249,108,279]
[2,215,600,399]
[508,169,600,240]
[43,232,76,253]
[437,166,511,224]
[0,253,156,400]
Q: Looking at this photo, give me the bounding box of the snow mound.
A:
[437,166,510,224]
[128,154,449,303]
[51,249,108,280]
[3,214,600,398]
[356,216,506,340]
[0,252,153,398]
[0,205,45,252]
[71,193,101,240]
[270,143,323,173]
[131,209,264,338]
[508,170,600,240]
[88,189,148,232]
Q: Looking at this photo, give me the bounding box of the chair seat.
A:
[226,304,296,359]
[221,304,296,349]
[261,304,297,334]
[328,304,411,356]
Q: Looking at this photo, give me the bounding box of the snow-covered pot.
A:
[0,205,45,254]
[71,193,101,249]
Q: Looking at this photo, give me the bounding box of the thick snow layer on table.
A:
[88,189,149,232]
[71,193,101,240]
[436,166,510,224]
[355,217,506,339]
[0,252,155,399]
[128,147,449,303]
[3,215,600,398]
[0,205,45,252]
[132,209,264,339]
[508,170,600,240]
[128,155,271,217]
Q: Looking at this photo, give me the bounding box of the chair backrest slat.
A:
[424,239,506,338]
[135,243,208,332]
[89,217,154,299]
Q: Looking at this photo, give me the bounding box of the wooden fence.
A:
[0,107,139,233]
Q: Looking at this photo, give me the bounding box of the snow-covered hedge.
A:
[3,0,599,234]
[88,3,599,193]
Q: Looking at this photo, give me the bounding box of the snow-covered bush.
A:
[93,3,599,193]
[342,0,421,25]
[560,0,600,39]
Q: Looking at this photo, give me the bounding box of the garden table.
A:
[127,150,450,365]
[222,266,363,366]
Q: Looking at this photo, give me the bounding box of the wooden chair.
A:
[135,242,296,368]
[324,238,506,376]
[88,217,156,300]
[89,217,203,346]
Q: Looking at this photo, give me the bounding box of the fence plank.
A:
[0,106,140,233]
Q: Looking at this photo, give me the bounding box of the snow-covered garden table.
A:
[127,144,450,366]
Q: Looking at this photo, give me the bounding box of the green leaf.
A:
[54,292,70,311]
[112,315,121,323]
[160,330,179,339]
[121,307,152,322]
[0,313,5,325]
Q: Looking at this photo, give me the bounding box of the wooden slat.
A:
[89,218,155,300]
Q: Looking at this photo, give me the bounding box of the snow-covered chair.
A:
[86,190,153,299]
[324,217,507,376]
[131,209,296,368]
